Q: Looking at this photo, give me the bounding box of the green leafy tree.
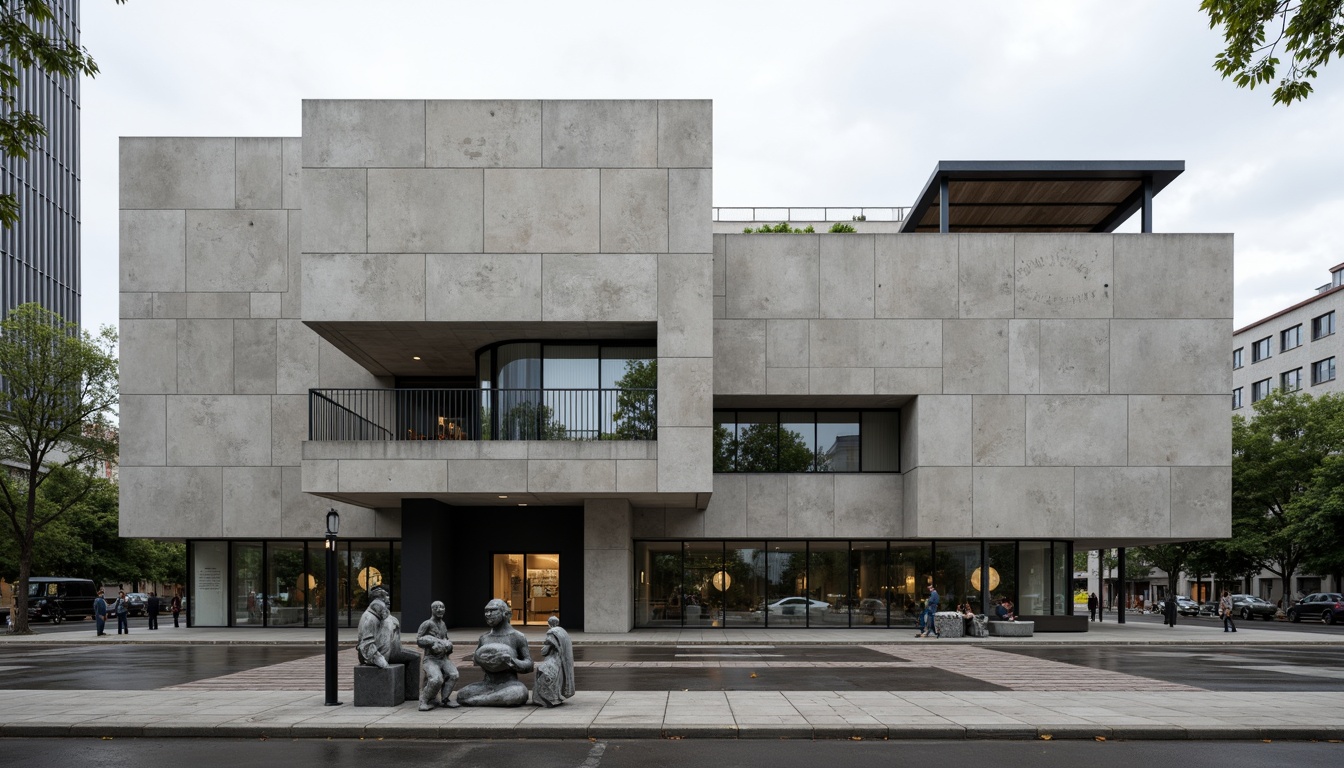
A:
[498,400,568,441]
[1,0,121,228]
[716,422,814,472]
[1202,0,1344,105]
[611,359,657,439]
[0,303,117,634]
[1133,543,1199,600]
[1287,452,1344,590]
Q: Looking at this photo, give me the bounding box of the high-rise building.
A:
[1,0,81,326]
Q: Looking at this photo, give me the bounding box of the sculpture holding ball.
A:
[454,598,534,707]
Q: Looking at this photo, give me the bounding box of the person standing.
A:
[1219,590,1237,633]
[146,592,160,630]
[1163,595,1178,627]
[170,592,182,628]
[113,590,130,634]
[1087,592,1099,622]
[93,590,108,636]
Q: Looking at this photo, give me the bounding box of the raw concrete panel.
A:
[1114,234,1233,320]
[367,168,484,253]
[166,395,273,466]
[584,549,634,632]
[725,235,819,319]
[808,367,875,395]
[120,293,153,319]
[665,508,706,538]
[875,235,959,319]
[787,475,835,538]
[119,395,165,466]
[185,209,288,292]
[1013,234,1113,319]
[426,253,541,322]
[153,292,186,319]
[1008,319,1041,394]
[282,467,370,538]
[808,319,942,368]
[235,137,282,210]
[657,253,714,358]
[185,292,251,319]
[120,137,234,210]
[1170,466,1232,539]
[426,100,542,168]
[1039,318,1110,394]
[600,169,669,253]
[282,212,303,318]
[446,459,528,493]
[541,253,657,322]
[905,466,973,538]
[300,459,339,493]
[958,234,1014,318]
[303,253,426,322]
[527,460,616,493]
[1128,395,1231,466]
[584,498,633,550]
[658,100,712,168]
[746,475,788,537]
[222,467,283,537]
[281,138,302,210]
[301,168,367,254]
[484,169,600,253]
[703,474,747,538]
[250,292,282,319]
[276,319,320,394]
[233,319,277,394]
[656,427,712,493]
[617,459,658,493]
[1074,467,1170,539]
[338,459,448,494]
[820,234,875,319]
[658,357,713,428]
[270,395,306,467]
[713,234,726,296]
[1110,319,1231,394]
[317,337,386,388]
[542,100,658,168]
[119,466,222,538]
[766,319,809,368]
[302,99,425,168]
[668,169,712,255]
[120,210,186,293]
[942,319,1009,394]
[119,320,177,394]
[971,467,1074,538]
[631,508,666,538]
[765,367,808,395]
[176,319,234,395]
[834,474,903,538]
[911,395,972,467]
[972,394,1025,466]
[1025,395,1128,466]
[875,368,943,395]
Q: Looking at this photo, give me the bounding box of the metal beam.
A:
[1141,176,1153,233]
[939,176,949,233]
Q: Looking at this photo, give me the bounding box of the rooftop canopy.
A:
[901,160,1184,234]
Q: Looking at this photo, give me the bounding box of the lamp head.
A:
[326,508,340,536]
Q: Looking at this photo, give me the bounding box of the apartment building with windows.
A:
[118,99,1232,632]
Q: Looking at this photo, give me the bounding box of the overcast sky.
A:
[77,0,1344,335]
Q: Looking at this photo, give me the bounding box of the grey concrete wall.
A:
[120,137,397,540]
[714,232,1233,544]
[584,498,633,633]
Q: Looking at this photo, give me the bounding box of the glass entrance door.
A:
[492,553,560,626]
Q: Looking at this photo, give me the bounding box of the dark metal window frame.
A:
[1251,337,1273,363]
[1281,325,1303,351]
[712,408,900,473]
[1281,368,1303,392]
[1251,378,1272,402]
[1313,312,1336,340]
[1232,387,1243,410]
[1312,357,1337,386]
[1232,348,1243,369]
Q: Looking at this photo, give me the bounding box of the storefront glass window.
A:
[986,542,1017,614]
[683,541,724,628]
[765,541,808,627]
[267,541,307,627]
[850,541,889,626]
[723,542,766,628]
[635,542,682,627]
[1019,542,1051,616]
[934,542,982,614]
[231,542,263,627]
[808,541,849,627]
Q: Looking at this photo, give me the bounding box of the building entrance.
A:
[492,553,560,626]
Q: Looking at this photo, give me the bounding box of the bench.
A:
[987,620,1034,637]
[353,657,421,707]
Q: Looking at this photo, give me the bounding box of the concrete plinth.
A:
[988,620,1035,637]
[354,663,405,707]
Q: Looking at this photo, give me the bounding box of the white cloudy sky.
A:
[77,0,1344,334]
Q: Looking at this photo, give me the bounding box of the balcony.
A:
[308,388,658,442]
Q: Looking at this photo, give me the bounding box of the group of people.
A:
[92,589,181,636]
[914,584,1019,639]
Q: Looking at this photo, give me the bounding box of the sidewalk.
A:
[3,620,1343,741]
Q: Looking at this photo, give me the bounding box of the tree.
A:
[1,0,120,228]
[611,359,656,440]
[1133,543,1199,599]
[714,421,814,472]
[0,303,117,634]
[1202,0,1344,105]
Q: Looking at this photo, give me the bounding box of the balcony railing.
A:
[712,206,909,223]
[309,388,657,442]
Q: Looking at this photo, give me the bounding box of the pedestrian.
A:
[1163,595,1178,627]
[171,592,182,628]
[93,590,108,636]
[113,589,130,634]
[1087,592,1098,622]
[1219,590,1237,633]
[916,583,940,638]
[147,592,160,630]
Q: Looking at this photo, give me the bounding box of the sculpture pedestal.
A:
[400,656,421,701]
[987,620,1034,637]
[354,664,405,707]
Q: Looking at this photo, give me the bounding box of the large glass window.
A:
[1252,337,1272,362]
[890,543,932,625]
[1313,311,1335,340]
[231,542,263,626]
[1313,357,1336,385]
[986,542,1017,615]
[1018,542,1051,616]
[635,542,682,627]
[818,412,860,471]
[1281,325,1302,351]
[267,542,307,626]
[765,542,808,626]
[850,542,888,626]
[1252,378,1272,402]
[349,541,394,621]
[683,542,724,628]
[714,410,898,473]
[935,542,981,614]
[736,412,780,472]
[808,542,849,627]
[1232,348,1243,369]
[723,542,767,627]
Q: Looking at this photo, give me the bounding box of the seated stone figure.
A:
[357,592,417,669]
[416,600,460,710]
[532,615,575,707]
[456,598,533,707]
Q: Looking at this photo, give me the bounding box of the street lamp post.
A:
[324,508,341,706]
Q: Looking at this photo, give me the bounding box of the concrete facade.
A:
[119,100,1232,633]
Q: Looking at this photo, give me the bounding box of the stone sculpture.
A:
[357,589,417,669]
[455,598,533,707]
[532,615,575,707]
[416,600,460,710]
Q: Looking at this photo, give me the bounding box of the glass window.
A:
[267,542,306,626]
[860,411,899,472]
[714,410,897,473]
[1313,311,1336,340]
[1018,542,1050,616]
[1232,348,1243,369]
[1281,325,1302,351]
[1232,387,1243,410]
[713,411,738,472]
[986,542,1017,616]
[736,413,779,472]
[850,541,889,626]
[1313,357,1336,385]
[683,542,724,628]
[817,412,860,472]
[723,542,767,628]
[808,542,849,627]
[779,411,817,472]
[231,542,263,627]
[307,539,333,628]
[765,542,808,627]
[891,543,933,626]
[1251,378,1271,402]
[1282,368,1302,392]
[1252,337,1272,362]
[934,542,981,616]
[349,541,393,621]
[1052,542,1070,616]
[635,542,682,628]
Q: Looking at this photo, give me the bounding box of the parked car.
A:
[25,577,98,623]
[1231,594,1278,621]
[1287,593,1344,624]
[125,592,150,617]
[1173,596,1200,616]
[764,597,830,618]
[1196,602,1219,618]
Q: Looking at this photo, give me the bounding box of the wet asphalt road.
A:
[4,738,1343,768]
[0,644,317,690]
[1001,645,1344,692]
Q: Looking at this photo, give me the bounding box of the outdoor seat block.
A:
[987,620,1034,637]
[354,663,405,707]
[933,611,964,638]
[401,656,421,701]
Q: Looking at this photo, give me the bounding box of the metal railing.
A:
[308,388,657,442]
[713,206,909,223]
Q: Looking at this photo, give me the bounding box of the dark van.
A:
[27,577,98,623]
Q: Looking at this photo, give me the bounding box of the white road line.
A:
[579,741,606,768]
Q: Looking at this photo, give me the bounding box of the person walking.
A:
[916,584,940,638]
[113,590,130,634]
[93,590,108,636]
[147,592,160,630]
[170,592,182,628]
[1219,590,1237,633]
[1087,592,1098,622]
[1163,595,1178,627]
